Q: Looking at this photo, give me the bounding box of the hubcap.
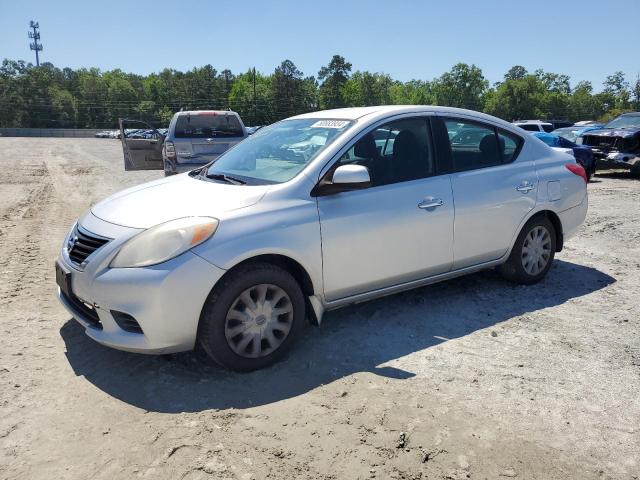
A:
[521,225,552,276]
[224,284,293,359]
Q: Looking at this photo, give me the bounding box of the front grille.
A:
[67,225,110,266]
[582,134,620,150]
[61,290,102,329]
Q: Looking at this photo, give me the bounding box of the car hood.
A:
[91,173,269,228]
[584,127,640,138]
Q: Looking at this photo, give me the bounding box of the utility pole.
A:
[28,21,43,66]
[252,67,257,124]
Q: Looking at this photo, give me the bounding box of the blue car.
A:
[533,132,596,180]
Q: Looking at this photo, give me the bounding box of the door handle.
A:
[516,181,535,193]
[418,197,444,209]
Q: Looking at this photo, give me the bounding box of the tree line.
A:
[1,55,638,129]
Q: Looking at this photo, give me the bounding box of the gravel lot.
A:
[0,138,639,480]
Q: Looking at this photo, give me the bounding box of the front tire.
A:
[197,263,306,372]
[501,216,556,285]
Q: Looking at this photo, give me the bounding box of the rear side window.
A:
[174,113,244,138]
[338,117,433,187]
[443,119,522,171]
[518,124,539,132]
[542,124,554,133]
[497,130,522,163]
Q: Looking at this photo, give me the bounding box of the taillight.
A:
[565,163,587,183]
[165,141,176,160]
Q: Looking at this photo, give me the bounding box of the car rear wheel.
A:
[501,216,556,285]
[197,263,305,372]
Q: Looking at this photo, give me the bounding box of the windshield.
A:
[553,127,579,142]
[605,115,640,129]
[205,118,353,184]
[175,112,244,138]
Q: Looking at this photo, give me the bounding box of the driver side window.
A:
[338,117,434,187]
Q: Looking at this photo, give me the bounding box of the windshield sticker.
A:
[310,120,350,129]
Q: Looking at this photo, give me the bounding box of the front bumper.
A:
[592,150,640,170]
[56,213,226,354]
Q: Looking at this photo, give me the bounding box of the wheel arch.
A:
[207,253,320,326]
[517,209,564,253]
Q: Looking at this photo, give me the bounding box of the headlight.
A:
[110,217,219,268]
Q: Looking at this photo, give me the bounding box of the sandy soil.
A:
[0,138,638,480]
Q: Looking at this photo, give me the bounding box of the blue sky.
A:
[1,0,638,90]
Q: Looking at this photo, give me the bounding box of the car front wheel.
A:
[501,216,556,285]
[198,263,306,372]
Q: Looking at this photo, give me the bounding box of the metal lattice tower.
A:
[28,21,43,66]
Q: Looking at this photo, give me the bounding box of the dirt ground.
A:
[0,138,638,480]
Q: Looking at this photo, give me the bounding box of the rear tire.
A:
[197,263,306,372]
[501,216,556,285]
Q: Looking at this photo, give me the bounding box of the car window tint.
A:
[542,124,554,133]
[444,119,502,170]
[175,113,244,138]
[518,124,539,131]
[339,118,433,187]
[497,130,522,163]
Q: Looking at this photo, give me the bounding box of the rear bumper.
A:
[164,156,219,174]
[558,194,588,243]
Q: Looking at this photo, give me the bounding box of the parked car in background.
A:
[513,120,555,132]
[514,120,573,132]
[532,131,596,180]
[573,120,602,127]
[553,124,604,143]
[580,112,640,175]
[57,105,588,371]
[158,110,248,176]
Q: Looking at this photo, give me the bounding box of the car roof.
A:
[290,105,520,131]
[176,110,240,116]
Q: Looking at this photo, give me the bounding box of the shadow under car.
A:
[60,259,614,413]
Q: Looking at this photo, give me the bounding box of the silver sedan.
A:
[56,106,588,371]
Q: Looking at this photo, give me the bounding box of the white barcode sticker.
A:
[310,120,350,129]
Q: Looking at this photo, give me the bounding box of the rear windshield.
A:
[174,113,244,138]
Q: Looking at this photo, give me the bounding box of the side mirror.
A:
[332,164,371,186]
[312,164,372,196]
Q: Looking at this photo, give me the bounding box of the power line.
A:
[28,21,43,67]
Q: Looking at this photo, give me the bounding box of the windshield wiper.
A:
[205,172,246,185]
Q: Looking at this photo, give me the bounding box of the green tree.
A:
[228,69,273,125]
[318,55,352,109]
[432,63,488,111]
[603,71,630,110]
[504,65,528,81]
[271,59,306,118]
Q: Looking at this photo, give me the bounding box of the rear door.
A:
[436,116,536,269]
[119,119,164,170]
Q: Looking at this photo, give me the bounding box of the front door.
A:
[119,118,164,170]
[317,116,454,302]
